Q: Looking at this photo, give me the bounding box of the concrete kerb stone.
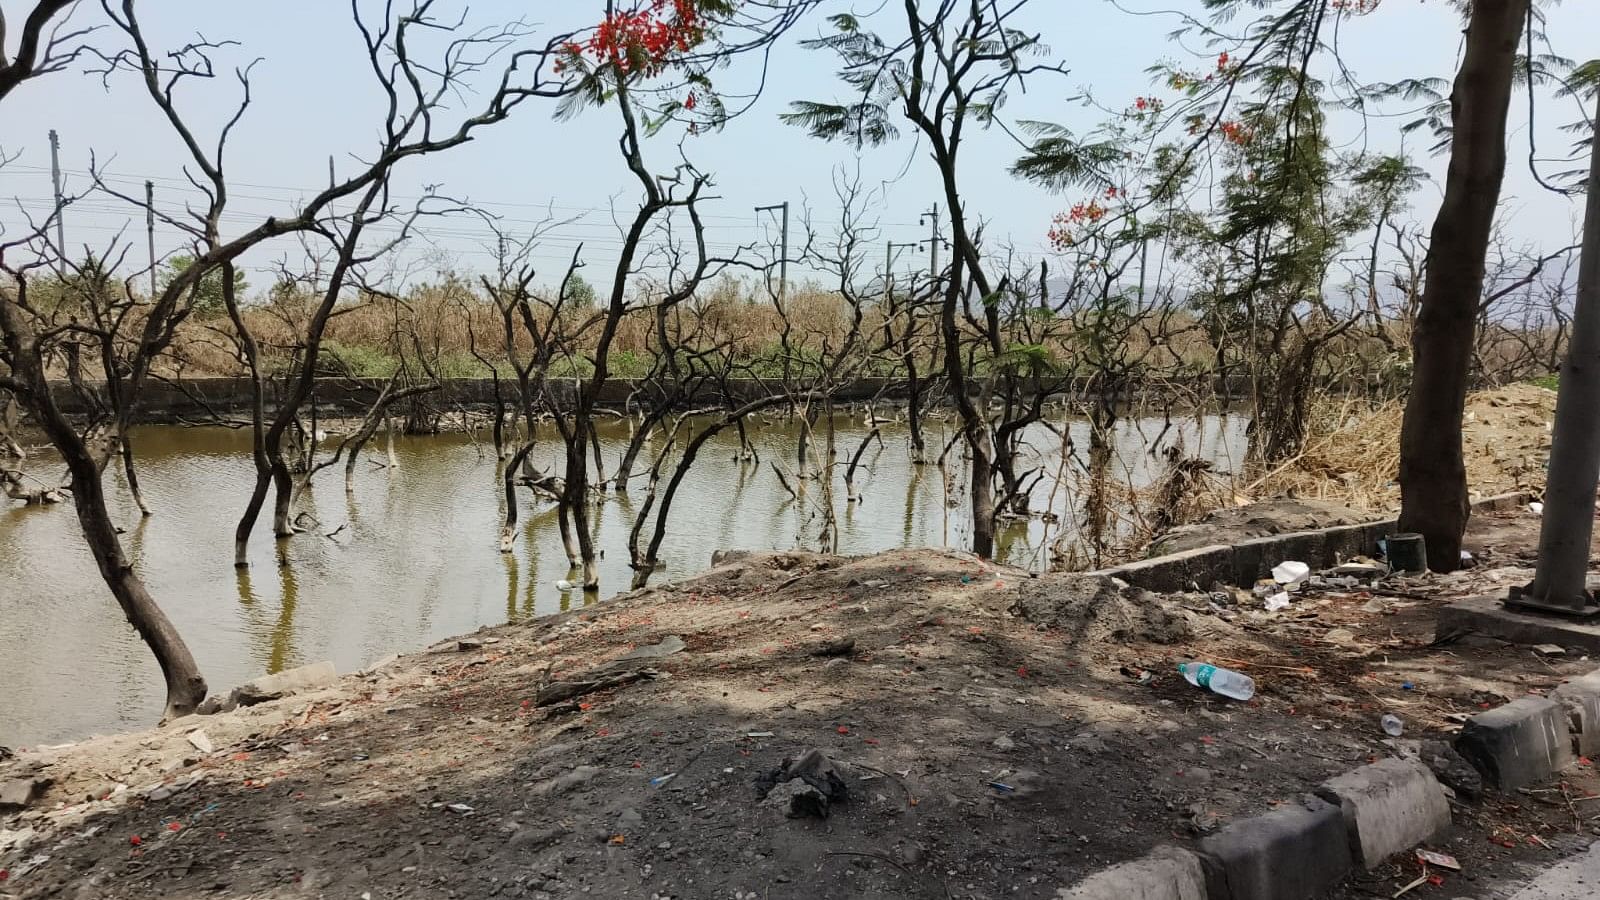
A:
[1549,670,1600,757]
[1455,697,1575,792]
[1196,794,1354,900]
[1053,846,1205,900]
[1314,758,1451,870]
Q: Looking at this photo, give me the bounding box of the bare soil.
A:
[3,507,1599,900]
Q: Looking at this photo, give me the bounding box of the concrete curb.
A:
[1052,666,1597,900]
[1551,671,1600,757]
[1195,794,1354,900]
[1093,492,1530,591]
[1457,696,1577,791]
[1315,758,1451,870]
[1053,846,1206,900]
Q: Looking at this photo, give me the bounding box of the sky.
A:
[2,0,1597,295]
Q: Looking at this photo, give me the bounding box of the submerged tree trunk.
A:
[3,348,206,717]
[1396,0,1528,571]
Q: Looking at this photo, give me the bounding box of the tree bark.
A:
[1526,93,1600,607]
[1397,0,1528,571]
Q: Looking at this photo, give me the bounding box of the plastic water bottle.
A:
[1177,662,1256,701]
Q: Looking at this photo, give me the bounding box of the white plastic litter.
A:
[1271,560,1310,587]
[1264,592,1291,612]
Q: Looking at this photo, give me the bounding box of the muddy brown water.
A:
[0,413,1244,746]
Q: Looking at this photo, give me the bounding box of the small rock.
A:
[992,736,1016,751]
[1421,739,1483,801]
[809,636,857,658]
[1533,644,1567,657]
[616,808,643,833]
[458,638,485,651]
[186,730,215,754]
[763,779,831,819]
[0,777,49,810]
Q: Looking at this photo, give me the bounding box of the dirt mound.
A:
[1149,498,1372,556]
[1011,574,1194,644]
[1462,383,1553,497]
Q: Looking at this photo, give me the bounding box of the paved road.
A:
[1499,840,1600,900]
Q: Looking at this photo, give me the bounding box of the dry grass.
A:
[1204,382,1555,514]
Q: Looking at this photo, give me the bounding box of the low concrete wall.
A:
[45,374,1257,424]
[1091,491,1531,591]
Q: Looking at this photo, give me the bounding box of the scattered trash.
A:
[745,732,775,739]
[1177,662,1256,701]
[1530,501,1545,515]
[986,781,1015,792]
[1415,849,1460,871]
[649,773,677,788]
[1271,561,1310,588]
[1381,714,1405,737]
[1333,559,1387,578]
[1264,592,1291,612]
[444,803,475,815]
[1459,550,1475,567]
[1119,665,1153,685]
[185,730,214,755]
[1402,682,1415,691]
[1533,644,1567,657]
[1393,872,1430,897]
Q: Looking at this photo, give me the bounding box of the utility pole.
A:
[146,180,157,299]
[920,204,942,281]
[1513,93,1600,617]
[48,129,65,274]
[884,240,917,306]
[755,201,789,303]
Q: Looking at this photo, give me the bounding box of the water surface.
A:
[0,412,1245,745]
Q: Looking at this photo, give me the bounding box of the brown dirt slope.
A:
[3,519,1597,900]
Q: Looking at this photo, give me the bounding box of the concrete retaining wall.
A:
[1090,492,1531,591]
[43,375,1260,424]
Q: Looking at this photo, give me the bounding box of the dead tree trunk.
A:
[1396,0,1528,570]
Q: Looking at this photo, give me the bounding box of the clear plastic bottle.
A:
[1177,662,1256,701]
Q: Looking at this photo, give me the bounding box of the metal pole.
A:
[1519,93,1600,614]
[755,202,789,303]
[146,180,157,299]
[925,203,940,280]
[779,201,789,304]
[48,129,65,274]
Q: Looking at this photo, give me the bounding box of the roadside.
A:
[3,502,1599,899]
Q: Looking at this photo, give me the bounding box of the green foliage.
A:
[564,272,598,309]
[321,341,397,378]
[162,254,248,319]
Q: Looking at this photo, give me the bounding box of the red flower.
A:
[684,92,697,110]
[1217,51,1231,70]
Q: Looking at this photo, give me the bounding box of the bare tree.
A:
[0,0,568,718]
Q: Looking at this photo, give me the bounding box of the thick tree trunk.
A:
[70,462,206,717]
[271,458,295,537]
[2,343,207,717]
[1526,94,1600,608]
[1397,0,1527,571]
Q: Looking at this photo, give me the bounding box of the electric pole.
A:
[756,201,789,303]
[885,240,917,306]
[48,129,65,274]
[920,204,942,281]
[146,180,157,299]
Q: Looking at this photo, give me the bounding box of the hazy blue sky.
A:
[2,0,1596,292]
